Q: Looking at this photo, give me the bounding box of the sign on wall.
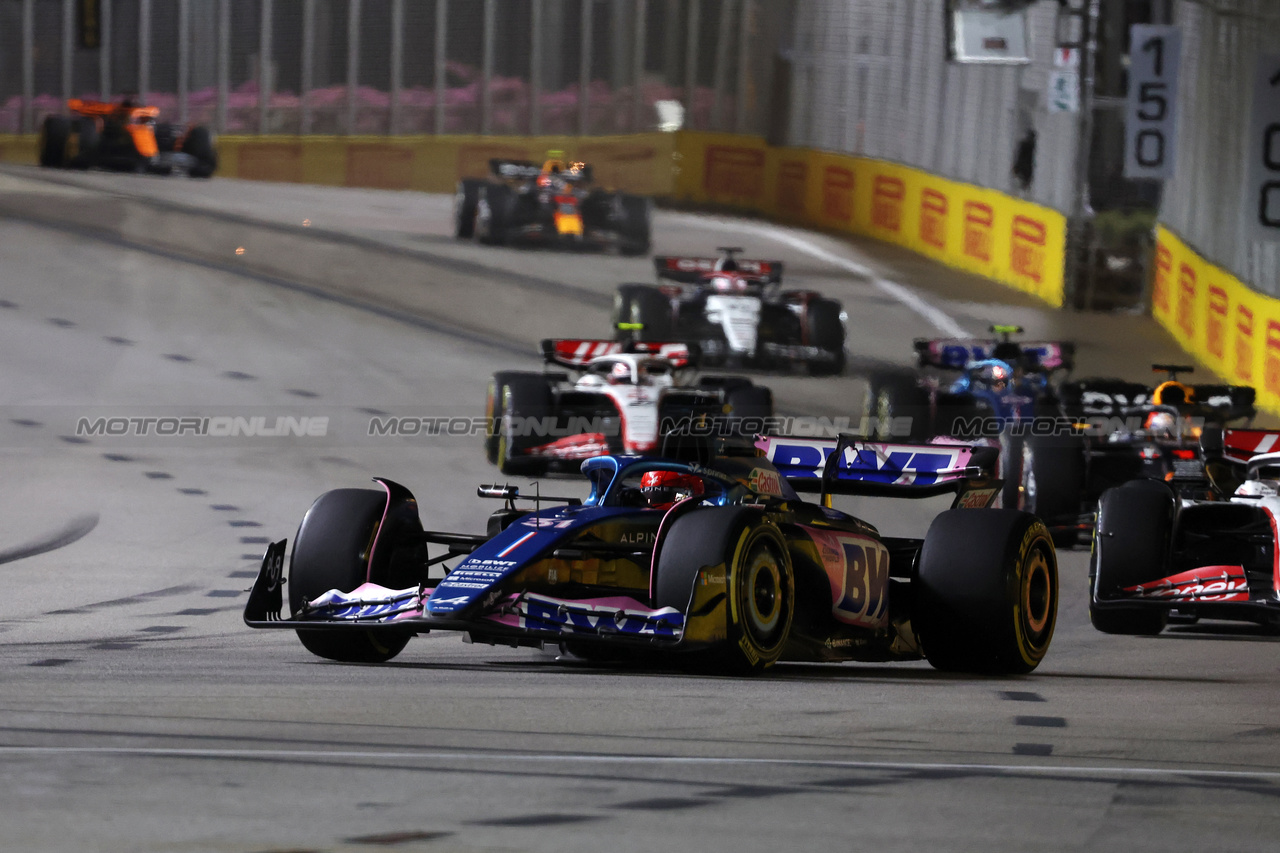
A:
[1124,25,1182,180]
[1248,53,1280,242]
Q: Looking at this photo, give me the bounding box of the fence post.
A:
[435,0,447,134]
[259,0,273,133]
[139,0,151,102]
[390,0,404,134]
[178,0,189,123]
[579,0,593,135]
[100,0,112,99]
[346,0,361,135]
[301,0,315,134]
[22,0,33,133]
[217,0,229,133]
[711,0,734,131]
[481,0,495,135]
[530,0,542,135]
[1063,0,1100,309]
[632,0,647,131]
[735,0,752,133]
[62,0,73,106]
[684,0,700,130]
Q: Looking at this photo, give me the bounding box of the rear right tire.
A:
[916,509,1058,674]
[39,116,70,167]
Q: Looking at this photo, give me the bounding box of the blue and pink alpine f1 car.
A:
[245,435,1059,674]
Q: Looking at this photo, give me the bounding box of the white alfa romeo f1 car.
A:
[612,248,846,375]
[484,339,773,475]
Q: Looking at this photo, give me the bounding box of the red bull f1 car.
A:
[454,157,650,254]
[485,339,773,475]
[612,248,846,375]
[1090,427,1280,635]
[244,434,1058,674]
[39,98,217,177]
[1022,365,1255,547]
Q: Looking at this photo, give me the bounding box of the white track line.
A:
[2,746,1276,781]
[667,213,970,338]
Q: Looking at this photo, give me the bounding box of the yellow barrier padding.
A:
[1152,225,1279,412]
[672,132,1066,307]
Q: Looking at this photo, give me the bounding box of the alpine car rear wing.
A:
[755,434,1001,505]
[913,338,1074,372]
[540,338,696,369]
[654,255,784,285]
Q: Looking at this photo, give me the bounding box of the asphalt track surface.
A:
[2,167,1278,853]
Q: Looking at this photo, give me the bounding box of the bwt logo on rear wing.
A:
[755,434,1001,503]
[540,339,694,369]
[654,256,784,285]
[913,338,1074,371]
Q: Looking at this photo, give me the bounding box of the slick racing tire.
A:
[1089,480,1174,635]
[613,283,672,343]
[805,298,846,376]
[870,376,929,442]
[916,509,1058,674]
[455,178,483,239]
[289,488,414,663]
[617,194,652,256]
[477,183,515,245]
[69,117,100,169]
[1020,436,1087,547]
[39,116,71,167]
[181,126,218,177]
[655,508,794,675]
[154,122,180,153]
[492,372,554,475]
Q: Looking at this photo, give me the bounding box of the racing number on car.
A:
[1124,25,1181,180]
[807,528,890,629]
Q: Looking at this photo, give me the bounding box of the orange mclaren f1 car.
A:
[39,98,217,178]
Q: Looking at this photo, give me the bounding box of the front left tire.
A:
[289,488,415,663]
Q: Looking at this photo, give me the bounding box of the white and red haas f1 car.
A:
[1090,427,1280,635]
[484,339,773,475]
[612,248,846,375]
